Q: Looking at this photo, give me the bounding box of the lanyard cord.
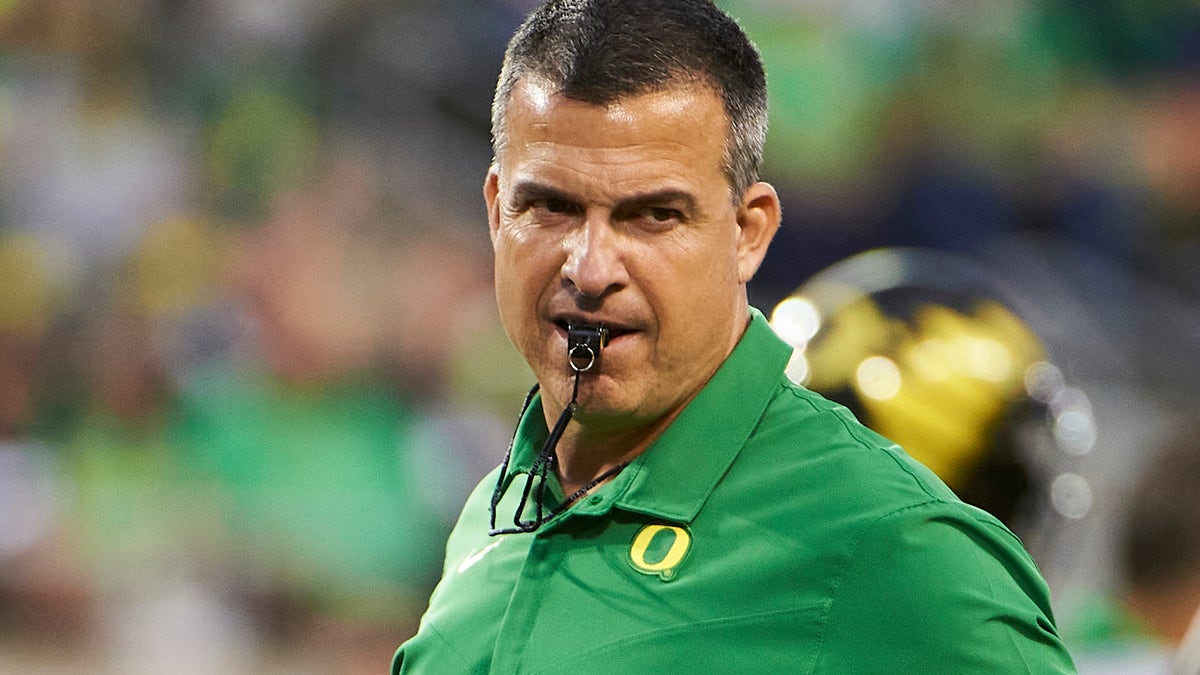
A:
[488,366,629,536]
[487,382,541,535]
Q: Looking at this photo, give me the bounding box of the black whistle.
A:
[567,323,609,372]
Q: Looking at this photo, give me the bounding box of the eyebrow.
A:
[509,181,697,214]
[615,189,697,215]
[509,181,582,208]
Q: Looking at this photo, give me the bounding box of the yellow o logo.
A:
[629,524,691,580]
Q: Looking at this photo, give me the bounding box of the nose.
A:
[561,217,628,299]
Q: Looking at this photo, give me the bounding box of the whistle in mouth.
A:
[567,323,609,372]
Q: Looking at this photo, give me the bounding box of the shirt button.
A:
[588,495,603,505]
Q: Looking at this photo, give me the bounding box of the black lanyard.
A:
[487,323,628,536]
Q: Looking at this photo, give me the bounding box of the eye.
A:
[541,198,575,214]
[633,206,683,230]
[648,207,679,222]
[525,197,581,220]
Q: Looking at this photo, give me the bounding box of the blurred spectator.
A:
[1069,418,1200,674]
[49,215,263,674]
[169,155,507,673]
[0,232,93,659]
[1120,420,1200,657]
[0,1,197,271]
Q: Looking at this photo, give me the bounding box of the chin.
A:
[573,377,643,415]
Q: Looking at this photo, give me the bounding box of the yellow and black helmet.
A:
[771,247,1095,533]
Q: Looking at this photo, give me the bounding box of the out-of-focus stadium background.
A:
[0,1,1197,673]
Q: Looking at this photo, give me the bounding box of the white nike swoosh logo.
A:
[457,540,502,574]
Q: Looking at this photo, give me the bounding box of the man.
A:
[1119,420,1200,674]
[394,0,1076,672]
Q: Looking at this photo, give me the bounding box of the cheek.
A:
[492,255,529,331]
[646,240,740,347]
[661,238,738,303]
[494,232,561,325]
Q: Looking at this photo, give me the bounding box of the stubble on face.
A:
[486,78,752,455]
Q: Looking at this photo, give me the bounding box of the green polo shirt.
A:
[394,308,1076,674]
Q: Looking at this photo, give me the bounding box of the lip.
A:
[551,314,639,341]
[549,313,646,360]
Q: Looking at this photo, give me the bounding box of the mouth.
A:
[552,317,637,342]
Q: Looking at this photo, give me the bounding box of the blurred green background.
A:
[0,1,1197,672]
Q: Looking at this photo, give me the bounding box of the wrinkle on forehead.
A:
[515,78,723,142]
[498,78,732,210]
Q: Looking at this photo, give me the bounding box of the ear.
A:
[483,164,501,246]
[735,181,781,283]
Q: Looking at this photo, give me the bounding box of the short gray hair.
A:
[491,0,768,202]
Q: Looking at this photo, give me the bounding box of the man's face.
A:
[485,78,777,431]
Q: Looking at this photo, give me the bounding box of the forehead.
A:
[497,78,729,193]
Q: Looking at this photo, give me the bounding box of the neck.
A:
[549,397,692,497]
[542,306,752,497]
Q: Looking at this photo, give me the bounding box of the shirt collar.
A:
[502,307,793,523]
[610,307,792,522]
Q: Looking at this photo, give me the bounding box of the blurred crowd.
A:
[0,0,1197,673]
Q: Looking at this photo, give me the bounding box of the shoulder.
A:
[812,498,1074,672]
[429,467,500,564]
[726,377,960,516]
[749,379,1044,580]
